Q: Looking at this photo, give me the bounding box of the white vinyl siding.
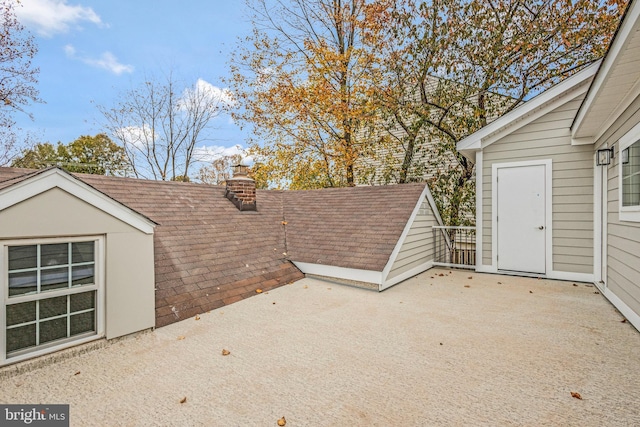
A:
[386,199,436,280]
[596,93,640,317]
[482,94,594,274]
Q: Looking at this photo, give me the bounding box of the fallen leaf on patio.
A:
[468,276,473,279]
[179,397,187,404]
[256,289,263,293]
[177,336,185,340]
[464,285,470,288]
[195,315,201,320]
[277,416,286,426]
[272,302,276,305]
[222,349,230,356]
[281,221,288,225]
[497,282,502,284]
[570,392,582,400]
[74,371,81,376]
[573,283,578,287]
[438,273,444,277]
[430,276,434,279]
[529,291,533,293]
[439,342,443,345]
[621,319,627,323]
[594,291,600,294]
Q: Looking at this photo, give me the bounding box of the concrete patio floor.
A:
[1,268,639,426]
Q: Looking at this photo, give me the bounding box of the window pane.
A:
[70,312,95,336]
[40,317,67,345]
[39,296,68,319]
[41,267,69,292]
[72,265,94,286]
[41,243,69,267]
[72,242,94,264]
[622,140,640,207]
[70,291,95,312]
[8,271,37,296]
[6,324,36,353]
[8,245,37,270]
[6,301,36,326]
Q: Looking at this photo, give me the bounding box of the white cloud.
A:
[181,79,236,110]
[65,44,134,75]
[193,144,251,163]
[115,125,152,150]
[16,0,104,37]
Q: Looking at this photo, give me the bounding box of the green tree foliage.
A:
[12,134,129,175]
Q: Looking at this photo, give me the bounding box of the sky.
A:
[13,0,253,161]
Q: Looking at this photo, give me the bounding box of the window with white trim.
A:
[619,122,640,222]
[621,140,640,207]
[3,239,100,361]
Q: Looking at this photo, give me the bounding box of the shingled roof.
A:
[284,184,428,271]
[0,167,431,327]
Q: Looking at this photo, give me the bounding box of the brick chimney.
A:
[225,164,257,211]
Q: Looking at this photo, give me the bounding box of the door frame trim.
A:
[492,159,553,274]
[594,145,608,290]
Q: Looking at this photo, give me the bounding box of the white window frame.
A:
[618,122,640,222]
[1,236,105,366]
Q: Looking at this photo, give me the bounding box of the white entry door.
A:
[496,164,547,273]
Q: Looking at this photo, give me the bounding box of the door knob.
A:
[538,226,544,230]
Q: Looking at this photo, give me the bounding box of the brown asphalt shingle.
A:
[284,183,427,271]
[0,167,429,328]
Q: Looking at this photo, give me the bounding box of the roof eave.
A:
[572,1,640,140]
[0,168,156,234]
[456,62,599,154]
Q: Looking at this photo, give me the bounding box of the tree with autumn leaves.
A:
[0,0,40,165]
[369,0,626,225]
[229,0,386,188]
[231,0,625,223]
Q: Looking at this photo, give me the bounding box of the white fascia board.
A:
[475,150,483,269]
[381,184,443,284]
[292,261,382,285]
[381,260,434,291]
[457,63,599,153]
[572,1,640,139]
[0,168,156,234]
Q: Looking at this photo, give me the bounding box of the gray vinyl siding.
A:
[482,93,594,274]
[596,93,640,316]
[386,198,436,280]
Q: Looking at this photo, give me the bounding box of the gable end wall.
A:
[386,198,437,281]
[481,93,594,275]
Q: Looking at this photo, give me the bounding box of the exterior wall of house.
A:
[0,187,155,339]
[386,198,437,281]
[481,93,594,274]
[595,93,640,318]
